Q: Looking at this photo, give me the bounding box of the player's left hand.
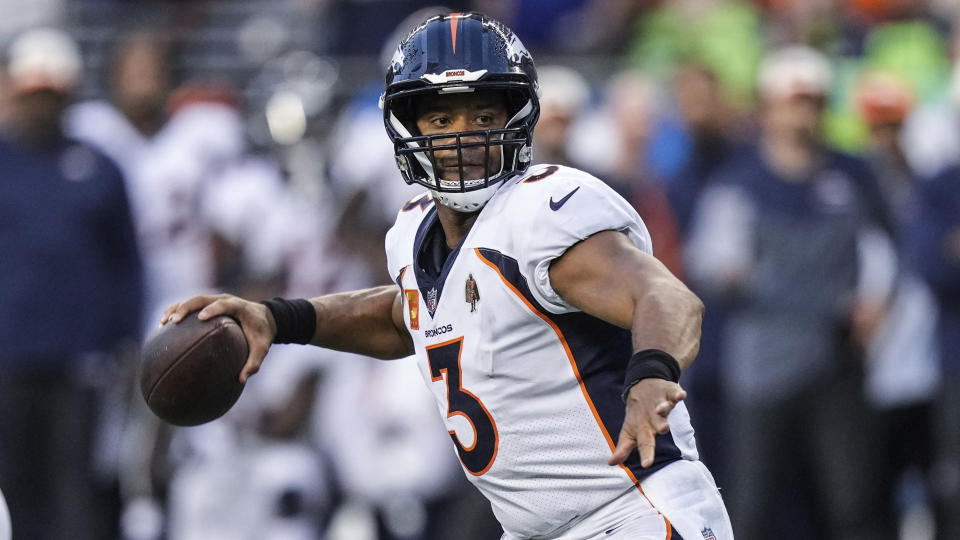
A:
[608,379,686,468]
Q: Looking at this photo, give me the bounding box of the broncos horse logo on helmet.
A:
[380,12,541,212]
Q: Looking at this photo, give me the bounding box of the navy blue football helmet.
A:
[380,12,540,211]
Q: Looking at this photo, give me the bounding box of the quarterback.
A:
[163,12,732,540]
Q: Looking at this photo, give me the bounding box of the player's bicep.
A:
[550,230,704,368]
[548,230,682,328]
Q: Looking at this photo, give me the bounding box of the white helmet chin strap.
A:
[431,179,505,212]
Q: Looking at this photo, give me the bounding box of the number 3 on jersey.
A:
[427,337,499,475]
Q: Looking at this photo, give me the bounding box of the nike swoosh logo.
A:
[549,186,580,211]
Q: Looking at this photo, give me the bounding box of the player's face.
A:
[414,90,510,182]
[112,35,172,129]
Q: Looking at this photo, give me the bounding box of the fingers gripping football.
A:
[608,378,687,468]
[161,294,278,383]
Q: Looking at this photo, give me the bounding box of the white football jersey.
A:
[384,164,699,539]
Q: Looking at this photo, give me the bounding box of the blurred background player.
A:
[665,60,743,485]
[666,62,744,237]
[531,64,590,167]
[0,27,144,540]
[912,122,960,540]
[66,30,174,177]
[569,70,685,279]
[855,69,940,537]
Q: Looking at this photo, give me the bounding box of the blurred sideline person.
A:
[665,62,740,484]
[585,70,684,279]
[68,37,287,332]
[70,78,248,333]
[64,34,181,539]
[0,28,144,540]
[67,30,173,173]
[912,126,960,540]
[162,12,732,540]
[901,50,960,179]
[854,70,939,535]
[531,64,590,167]
[607,72,684,279]
[666,62,741,237]
[686,45,894,540]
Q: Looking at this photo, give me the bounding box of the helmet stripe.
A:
[450,12,461,54]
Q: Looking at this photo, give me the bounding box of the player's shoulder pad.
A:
[506,163,606,197]
[493,164,643,235]
[385,191,435,282]
[484,164,652,314]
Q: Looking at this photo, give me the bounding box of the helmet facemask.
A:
[384,83,538,210]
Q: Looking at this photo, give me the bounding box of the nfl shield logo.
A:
[701,527,717,540]
[426,287,438,316]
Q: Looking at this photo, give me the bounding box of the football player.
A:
[163,12,732,539]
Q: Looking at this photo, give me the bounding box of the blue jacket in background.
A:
[701,143,889,403]
[0,136,144,366]
[912,167,960,375]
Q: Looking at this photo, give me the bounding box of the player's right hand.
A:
[608,378,686,468]
[161,294,277,383]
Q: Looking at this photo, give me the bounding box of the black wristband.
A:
[622,349,681,402]
[260,298,316,345]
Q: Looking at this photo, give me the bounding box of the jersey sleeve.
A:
[384,218,406,286]
[515,169,651,314]
[384,192,433,285]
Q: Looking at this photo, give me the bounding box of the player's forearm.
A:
[308,286,414,359]
[629,276,704,371]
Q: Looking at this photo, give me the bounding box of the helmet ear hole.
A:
[518,145,532,164]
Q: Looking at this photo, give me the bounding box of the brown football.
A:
[140,312,248,426]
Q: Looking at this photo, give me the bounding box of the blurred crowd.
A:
[2,0,960,539]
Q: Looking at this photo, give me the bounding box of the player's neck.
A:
[761,133,818,182]
[436,204,481,249]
